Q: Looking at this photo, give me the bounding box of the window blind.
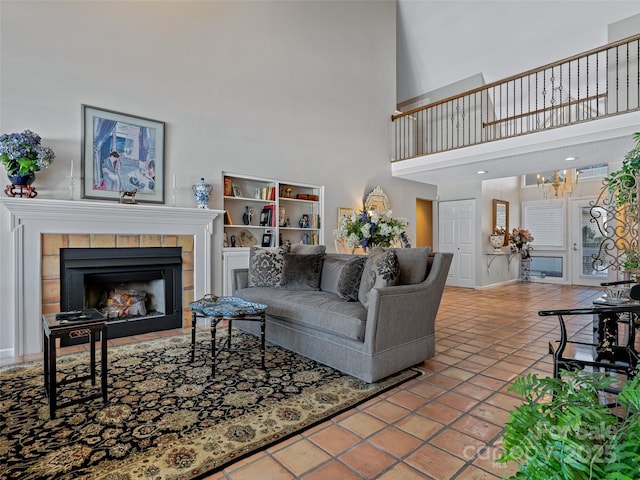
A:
[523,202,564,248]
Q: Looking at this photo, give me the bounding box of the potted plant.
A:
[0,129,55,185]
[499,371,640,479]
[604,131,640,208]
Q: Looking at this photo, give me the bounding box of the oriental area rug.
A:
[0,330,419,480]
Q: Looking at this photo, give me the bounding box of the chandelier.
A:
[537,169,578,198]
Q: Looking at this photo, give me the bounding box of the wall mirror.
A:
[365,186,391,213]
[493,199,509,245]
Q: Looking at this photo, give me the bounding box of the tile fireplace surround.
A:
[0,198,222,359]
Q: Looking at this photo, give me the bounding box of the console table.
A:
[485,251,519,273]
[42,311,108,419]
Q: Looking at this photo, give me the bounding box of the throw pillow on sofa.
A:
[358,247,400,308]
[280,253,325,290]
[379,246,431,285]
[290,244,327,255]
[321,255,366,301]
[248,245,290,287]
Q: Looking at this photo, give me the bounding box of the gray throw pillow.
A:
[280,254,324,290]
[320,256,363,300]
[321,256,367,301]
[358,247,400,308]
[290,244,327,255]
[248,245,290,287]
[380,246,431,284]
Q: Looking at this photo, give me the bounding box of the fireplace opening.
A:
[60,247,183,343]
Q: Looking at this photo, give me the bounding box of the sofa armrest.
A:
[364,252,453,352]
[232,268,249,293]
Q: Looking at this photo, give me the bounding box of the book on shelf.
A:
[224,210,233,225]
[224,177,232,197]
[260,204,276,227]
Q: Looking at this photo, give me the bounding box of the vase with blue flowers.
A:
[335,209,411,253]
[0,129,55,198]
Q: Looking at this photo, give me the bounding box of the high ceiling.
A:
[394,1,640,185]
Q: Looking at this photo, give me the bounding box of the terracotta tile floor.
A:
[3,282,606,479]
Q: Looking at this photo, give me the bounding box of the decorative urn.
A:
[192,177,213,209]
[489,234,504,252]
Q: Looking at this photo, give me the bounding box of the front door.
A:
[569,198,608,286]
[439,199,475,288]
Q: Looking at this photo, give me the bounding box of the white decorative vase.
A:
[489,234,504,253]
[192,177,212,209]
[520,257,531,282]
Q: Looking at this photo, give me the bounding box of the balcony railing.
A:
[392,34,640,162]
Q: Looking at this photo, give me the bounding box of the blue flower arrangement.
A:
[0,129,55,176]
[335,209,411,251]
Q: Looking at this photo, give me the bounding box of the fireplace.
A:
[60,247,183,341]
[0,198,222,358]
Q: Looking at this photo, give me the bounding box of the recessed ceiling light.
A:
[564,156,578,161]
[477,170,488,174]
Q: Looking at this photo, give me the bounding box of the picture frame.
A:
[232,183,243,198]
[81,105,165,203]
[261,233,272,247]
[260,208,272,226]
[338,207,353,227]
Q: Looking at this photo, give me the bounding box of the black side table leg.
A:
[260,314,266,369]
[101,326,108,404]
[90,330,97,386]
[49,336,57,419]
[191,312,197,362]
[211,319,217,377]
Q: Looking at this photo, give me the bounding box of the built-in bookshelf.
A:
[221,172,324,294]
[222,173,323,247]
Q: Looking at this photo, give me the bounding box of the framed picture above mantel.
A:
[81,105,166,203]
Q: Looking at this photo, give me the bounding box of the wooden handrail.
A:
[481,93,607,128]
[392,33,640,121]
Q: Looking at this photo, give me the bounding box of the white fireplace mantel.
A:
[0,197,223,358]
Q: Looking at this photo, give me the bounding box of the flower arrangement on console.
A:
[0,129,55,176]
[335,209,411,252]
[493,227,506,236]
[509,227,534,258]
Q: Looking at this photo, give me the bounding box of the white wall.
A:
[0,0,437,294]
[397,1,640,103]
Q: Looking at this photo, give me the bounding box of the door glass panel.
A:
[581,206,607,277]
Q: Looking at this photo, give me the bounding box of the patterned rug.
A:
[0,329,419,479]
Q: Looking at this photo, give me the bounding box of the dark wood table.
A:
[42,310,108,418]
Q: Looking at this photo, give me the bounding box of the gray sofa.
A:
[232,247,453,383]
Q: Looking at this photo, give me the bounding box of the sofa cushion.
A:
[358,247,400,308]
[290,244,326,255]
[235,287,368,341]
[321,255,366,301]
[280,253,324,291]
[248,245,290,287]
[381,247,432,284]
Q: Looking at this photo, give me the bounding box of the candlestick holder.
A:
[171,185,177,207]
[66,175,76,200]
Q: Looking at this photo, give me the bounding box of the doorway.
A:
[438,199,475,288]
[415,198,433,248]
[569,197,609,286]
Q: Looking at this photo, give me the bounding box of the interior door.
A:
[439,199,475,288]
[569,198,608,286]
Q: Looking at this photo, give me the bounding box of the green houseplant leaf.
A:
[498,371,640,480]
